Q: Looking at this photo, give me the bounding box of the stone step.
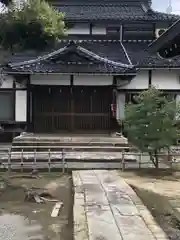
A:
[10,145,132,152]
[12,141,129,147]
[0,151,137,162]
[14,135,128,143]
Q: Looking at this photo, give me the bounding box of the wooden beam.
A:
[12,79,16,121]
[148,69,152,88]
[26,75,31,132]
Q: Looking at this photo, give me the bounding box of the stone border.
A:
[73,171,89,240]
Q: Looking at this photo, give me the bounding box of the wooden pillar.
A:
[12,78,16,121]
[148,69,152,88]
[70,75,74,131]
[26,75,31,132]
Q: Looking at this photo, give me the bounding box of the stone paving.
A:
[73,170,168,240]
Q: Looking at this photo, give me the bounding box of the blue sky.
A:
[152,0,180,14]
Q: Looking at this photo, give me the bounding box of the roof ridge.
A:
[120,41,132,65]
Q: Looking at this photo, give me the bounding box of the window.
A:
[126,93,139,104]
[0,92,14,121]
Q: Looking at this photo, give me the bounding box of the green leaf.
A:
[0,0,65,50]
[124,87,179,155]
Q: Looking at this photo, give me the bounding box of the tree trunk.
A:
[149,150,159,169]
[154,150,159,169]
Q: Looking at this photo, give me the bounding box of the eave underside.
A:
[148,18,180,58]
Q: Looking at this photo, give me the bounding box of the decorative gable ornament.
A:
[155,28,167,39]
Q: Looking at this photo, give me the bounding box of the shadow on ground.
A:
[131,185,180,240]
[121,168,179,181]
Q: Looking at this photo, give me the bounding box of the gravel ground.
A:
[0,173,73,240]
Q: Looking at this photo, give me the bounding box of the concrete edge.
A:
[72,171,89,240]
[114,171,169,240]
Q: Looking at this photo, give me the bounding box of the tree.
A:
[124,87,180,168]
[0,0,65,51]
[0,0,12,7]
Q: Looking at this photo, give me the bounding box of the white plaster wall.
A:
[66,24,90,35]
[152,70,180,90]
[30,74,70,85]
[92,25,106,35]
[74,75,113,86]
[15,90,27,122]
[116,92,125,120]
[118,71,149,89]
[0,75,14,88]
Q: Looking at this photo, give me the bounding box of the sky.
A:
[152,0,180,14]
[0,0,180,15]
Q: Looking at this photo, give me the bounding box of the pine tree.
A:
[124,87,180,168]
[0,0,65,51]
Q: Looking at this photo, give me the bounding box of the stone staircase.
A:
[0,133,137,170]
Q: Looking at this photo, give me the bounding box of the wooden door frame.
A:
[31,85,114,133]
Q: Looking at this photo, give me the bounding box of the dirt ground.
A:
[118,169,180,240]
[0,173,73,240]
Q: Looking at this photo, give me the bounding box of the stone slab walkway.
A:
[73,170,168,240]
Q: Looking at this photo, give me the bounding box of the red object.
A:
[111,104,116,117]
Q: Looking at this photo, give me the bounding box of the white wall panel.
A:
[66,24,90,35]
[74,75,113,85]
[15,90,27,122]
[119,71,148,89]
[31,74,70,85]
[116,92,125,120]
[92,25,106,35]
[152,70,180,90]
[0,76,14,88]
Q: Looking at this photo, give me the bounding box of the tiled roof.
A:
[4,41,135,74]
[4,40,180,75]
[123,42,180,68]
[55,4,145,21]
[52,1,179,21]
[7,41,130,64]
[148,18,180,54]
[5,62,136,74]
